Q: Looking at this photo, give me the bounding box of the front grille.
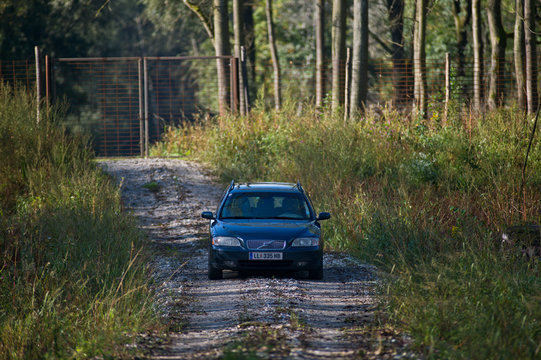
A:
[238,260,293,267]
[246,239,286,250]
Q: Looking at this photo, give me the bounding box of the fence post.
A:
[230,57,239,114]
[34,46,41,124]
[444,52,450,125]
[45,55,50,109]
[138,58,144,157]
[50,57,56,104]
[344,47,351,121]
[143,57,149,158]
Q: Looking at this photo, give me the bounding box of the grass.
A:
[0,85,160,359]
[152,100,541,359]
[222,323,291,360]
[142,181,161,192]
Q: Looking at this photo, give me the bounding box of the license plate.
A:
[249,252,283,260]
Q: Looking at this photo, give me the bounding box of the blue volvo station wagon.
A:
[201,181,331,280]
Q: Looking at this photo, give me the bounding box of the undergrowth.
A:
[152,100,541,359]
[0,85,159,359]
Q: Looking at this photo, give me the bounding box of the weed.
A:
[153,101,541,358]
[143,181,161,192]
[223,323,290,359]
[0,84,161,359]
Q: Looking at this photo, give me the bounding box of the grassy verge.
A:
[152,101,541,359]
[0,85,160,359]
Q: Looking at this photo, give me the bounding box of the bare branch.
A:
[369,29,393,54]
[183,0,215,43]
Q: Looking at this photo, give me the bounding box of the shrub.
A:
[152,101,541,358]
[0,85,158,359]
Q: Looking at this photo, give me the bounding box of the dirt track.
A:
[100,158,416,359]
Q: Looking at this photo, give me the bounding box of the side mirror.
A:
[201,211,215,220]
[317,212,331,221]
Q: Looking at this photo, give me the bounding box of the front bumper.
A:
[209,247,323,272]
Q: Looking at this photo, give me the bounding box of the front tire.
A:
[208,263,223,280]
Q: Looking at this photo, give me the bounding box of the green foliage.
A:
[0,85,159,359]
[153,102,541,359]
[0,0,197,59]
[143,180,161,192]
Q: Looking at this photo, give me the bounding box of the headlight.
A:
[212,236,242,247]
[291,237,319,247]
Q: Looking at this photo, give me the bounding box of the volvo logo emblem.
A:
[257,240,275,249]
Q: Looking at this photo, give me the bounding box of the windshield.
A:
[220,192,312,220]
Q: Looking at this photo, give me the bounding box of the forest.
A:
[1,0,539,117]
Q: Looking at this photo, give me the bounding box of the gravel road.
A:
[100,158,415,359]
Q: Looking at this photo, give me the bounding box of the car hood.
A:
[212,220,320,241]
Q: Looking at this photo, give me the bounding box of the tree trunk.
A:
[243,2,256,101]
[386,0,406,107]
[452,0,472,103]
[472,0,483,112]
[413,0,427,117]
[524,0,538,113]
[350,0,369,115]
[486,0,507,110]
[265,0,281,110]
[214,0,231,115]
[331,0,346,113]
[233,0,246,115]
[315,0,325,108]
[452,0,472,78]
[514,0,526,111]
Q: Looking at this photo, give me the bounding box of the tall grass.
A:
[153,101,541,358]
[0,85,159,359]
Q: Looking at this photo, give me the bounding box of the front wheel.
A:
[208,263,223,280]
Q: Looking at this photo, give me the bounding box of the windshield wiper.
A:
[261,216,306,220]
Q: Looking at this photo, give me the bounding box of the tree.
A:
[214,0,231,114]
[331,0,346,113]
[233,0,247,114]
[315,0,325,108]
[486,0,507,109]
[452,0,472,79]
[413,0,427,117]
[472,0,483,112]
[243,2,256,101]
[386,0,408,107]
[183,0,231,114]
[514,0,526,111]
[524,0,538,113]
[265,0,281,110]
[350,0,369,115]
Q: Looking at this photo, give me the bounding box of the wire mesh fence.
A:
[144,56,233,147]
[1,53,539,157]
[55,58,143,157]
[0,59,36,91]
[255,57,523,112]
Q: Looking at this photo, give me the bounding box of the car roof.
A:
[230,182,301,193]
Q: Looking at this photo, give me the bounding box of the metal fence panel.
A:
[143,56,233,147]
[0,59,36,91]
[1,53,539,157]
[55,58,143,157]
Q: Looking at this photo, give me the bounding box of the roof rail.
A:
[296,180,304,193]
[228,179,235,192]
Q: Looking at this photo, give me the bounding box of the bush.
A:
[0,85,158,359]
[153,102,541,358]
